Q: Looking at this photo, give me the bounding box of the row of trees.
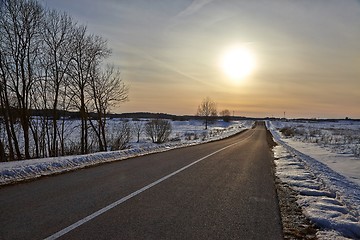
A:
[0,0,128,161]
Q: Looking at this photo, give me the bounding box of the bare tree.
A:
[145,119,172,143]
[111,121,132,150]
[0,0,128,159]
[0,0,43,159]
[0,139,5,162]
[132,120,143,143]
[88,65,128,151]
[0,54,20,160]
[220,109,231,122]
[0,119,5,161]
[67,26,110,154]
[41,10,75,156]
[197,97,217,129]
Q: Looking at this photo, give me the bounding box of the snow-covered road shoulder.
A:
[0,121,252,186]
[267,121,360,239]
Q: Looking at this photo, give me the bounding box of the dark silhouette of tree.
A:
[220,109,231,122]
[41,10,75,157]
[0,0,129,160]
[0,139,5,162]
[0,0,43,159]
[67,26,110,154]
[197,97,217,129]
[88,65,128,151]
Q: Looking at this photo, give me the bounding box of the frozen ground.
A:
[267,120,360,239]
[0,119,253,186]
[3,118,359,238]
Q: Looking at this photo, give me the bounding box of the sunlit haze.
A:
[41,0,360,118]
[220,45,256,80]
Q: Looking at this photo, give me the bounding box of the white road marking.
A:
[44,131,254,240]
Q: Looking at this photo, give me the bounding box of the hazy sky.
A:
[41,0,360,118]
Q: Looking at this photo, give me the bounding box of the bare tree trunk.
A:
[58,84,72,156]
[0,89,11,161]
[101,115,107,150]
[59,117,66,156]
[0,140,5,162]
[0,63,21,160]
[88,117,104,151]
[9,115,21,160]
[29,119,39,158]
[0,91,22,160]
[80,94,88,154]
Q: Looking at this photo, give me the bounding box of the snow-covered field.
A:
[0,119,253,186]
[267,120,360,239]
[3,118,359,238]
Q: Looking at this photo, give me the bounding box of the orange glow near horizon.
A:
[45,0,360,119]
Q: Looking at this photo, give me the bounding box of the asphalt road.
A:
[0,122,283,240]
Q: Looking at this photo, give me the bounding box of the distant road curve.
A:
[0,122,282,239]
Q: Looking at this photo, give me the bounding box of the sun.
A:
[220,45,256,80]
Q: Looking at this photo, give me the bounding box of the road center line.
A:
[44,131,254,240]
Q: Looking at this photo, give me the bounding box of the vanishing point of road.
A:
[0,122,283,239]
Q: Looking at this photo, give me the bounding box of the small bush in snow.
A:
[352,145,360,157]
[279,127,296,137]
[170,133,181,142]
[145,119,172,144]
[111,121,132,150]
[184,132,198,141]
[132,121,144,143]
[64,141,81,155]
[201,132,207,141]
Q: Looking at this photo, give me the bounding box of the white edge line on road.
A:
[44,131,255,240]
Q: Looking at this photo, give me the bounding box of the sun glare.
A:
[220,45,256,80]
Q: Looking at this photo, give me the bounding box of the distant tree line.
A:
[0,0,128,161]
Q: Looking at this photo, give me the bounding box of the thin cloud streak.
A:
[116,41,214,87]
[176,0,214,18]
[166,0,215,32]
[41,0,360,118]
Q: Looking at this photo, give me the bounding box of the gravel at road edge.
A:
[275,178,318,240]
[266,127,318,240]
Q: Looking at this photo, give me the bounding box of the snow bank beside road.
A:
[267,121,360,239]
[270,120,360,186]
[0,120,253,186]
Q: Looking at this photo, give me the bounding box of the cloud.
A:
[115,41,212,87]
[166,0,215,33]
[176,0,214,18]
